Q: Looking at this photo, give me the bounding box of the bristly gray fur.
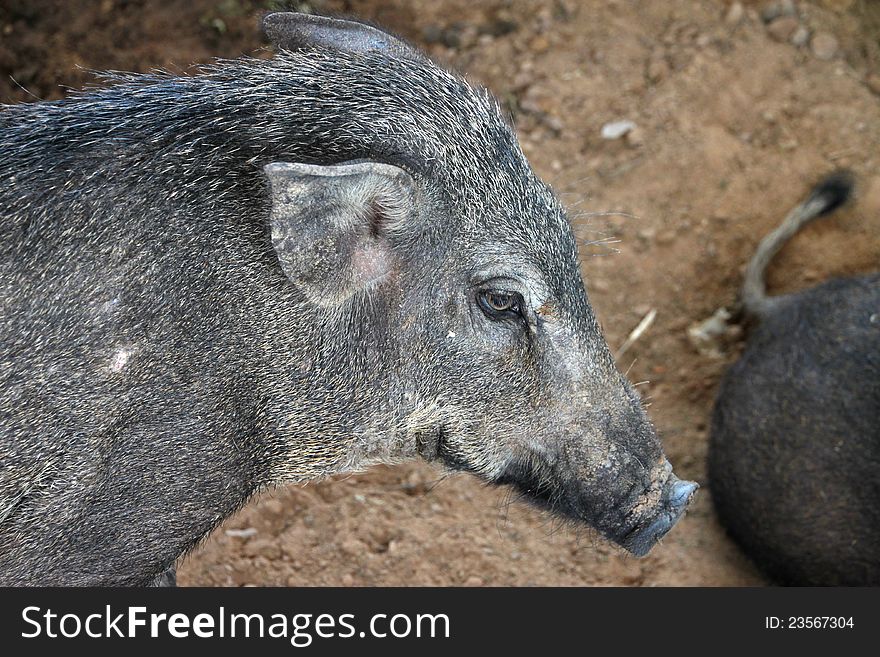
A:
[0,23,692,585]
[0,49,551,234]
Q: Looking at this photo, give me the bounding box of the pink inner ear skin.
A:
[349,241,394,289]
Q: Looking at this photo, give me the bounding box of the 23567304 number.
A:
[787,617,854,629]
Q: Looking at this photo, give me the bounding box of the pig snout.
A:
[493,445,698,557]
[622,474,699,557]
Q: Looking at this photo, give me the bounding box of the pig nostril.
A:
[668,480,699,507]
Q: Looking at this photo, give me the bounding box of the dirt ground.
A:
[2,0,878,586]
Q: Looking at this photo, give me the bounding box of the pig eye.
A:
[477,289,523,320]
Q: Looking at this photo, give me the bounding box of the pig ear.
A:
[262,12,426,62]
[264,161,416,308]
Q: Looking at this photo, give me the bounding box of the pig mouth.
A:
[492,459,698,557]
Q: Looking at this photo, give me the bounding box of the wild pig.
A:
[0,13,696,585]
[709,172,879,585]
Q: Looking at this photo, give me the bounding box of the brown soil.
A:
[2,0,878,586]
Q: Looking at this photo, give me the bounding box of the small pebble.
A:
[767,16,800,42]
[601,120,636,140]
[260,499,284,515]
[725,2,745,26]
[243,538,281,559]
[530,35,550,54]
[761,0,797,23]
[811,32,839,60]
[543,113,564,134]
[790,25,810,47]
[340,538,365,557]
